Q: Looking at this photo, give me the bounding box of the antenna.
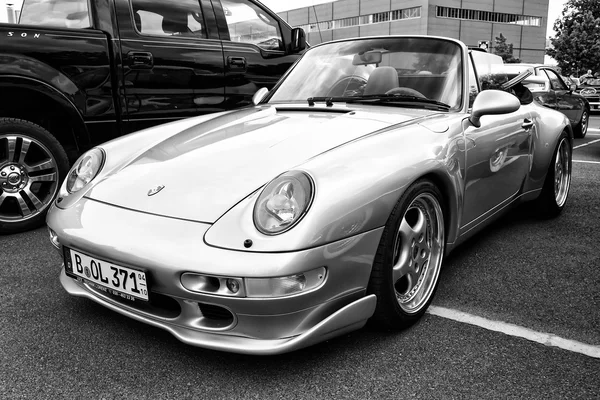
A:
[311,2,323,44]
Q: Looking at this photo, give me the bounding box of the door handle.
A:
[227,56,247,70]
[128,51,153,69]
[522,118,534,130]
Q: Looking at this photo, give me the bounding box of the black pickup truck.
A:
[0,0,305,233]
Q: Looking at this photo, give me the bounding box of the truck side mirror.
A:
[290,28,306,54]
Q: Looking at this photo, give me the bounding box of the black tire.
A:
[535,131,572,218]
[367,179,446,329]
[0,118,69,234]
[574,108,589,139]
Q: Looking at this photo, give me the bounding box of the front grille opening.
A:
[198,303,234,328]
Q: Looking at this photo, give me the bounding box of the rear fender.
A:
[524,107,571,194]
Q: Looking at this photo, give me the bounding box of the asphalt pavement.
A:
[1,116,599,399]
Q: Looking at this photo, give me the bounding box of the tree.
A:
[493,33,521,63]
[547,0,600,76]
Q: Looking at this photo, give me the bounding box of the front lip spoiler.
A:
[60,269,377,355]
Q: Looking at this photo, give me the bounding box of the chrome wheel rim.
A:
[0,134,59,222]
[391,193,444,314]
[554,137,571,207]
[581,111,588,136]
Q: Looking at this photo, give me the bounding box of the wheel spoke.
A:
[0,192,7,207]
[392,247,413,284]
[26,159,55,173]
[29,172,57,183]
[18,138,32,165]
[6,136,17,163]
[22,187,44,211]
[15,192,32,217]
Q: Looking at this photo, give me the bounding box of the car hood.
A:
[87,105,431,222]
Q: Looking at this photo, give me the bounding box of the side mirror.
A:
[470,90,520,128]
[290,28,306,54]
[569,83,577,92]
[252,87,269,105]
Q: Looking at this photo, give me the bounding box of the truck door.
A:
[211,0,300,109]
[114,0,226,133]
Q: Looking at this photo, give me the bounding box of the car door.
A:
[115,0,226,133]
[211,0,301,109]
[543,68,583,125]
[529,68,557,110]
[460,100,533,234]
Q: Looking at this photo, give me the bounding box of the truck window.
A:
[19,0,91,29]
[131,0,207,38]
[219,0,283,51]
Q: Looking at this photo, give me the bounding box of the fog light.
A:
[226,278,240,293]
[181,273,245,297]
[246,267,326,298]
[48,227,60,250]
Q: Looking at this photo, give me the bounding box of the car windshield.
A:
[581,78,600,86]
[269,37,464,110]
[19,0,91,29]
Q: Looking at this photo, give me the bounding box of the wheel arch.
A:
[0,77,90,163]
[416,170,460,248]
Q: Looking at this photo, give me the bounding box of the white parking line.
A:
[573,138,600,149]
[427,306,600,359]
[573,160,600,164]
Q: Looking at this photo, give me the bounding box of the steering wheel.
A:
[326,76,367,97]
[385,87,426,98]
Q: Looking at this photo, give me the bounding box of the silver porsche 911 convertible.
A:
[46,36,572,355]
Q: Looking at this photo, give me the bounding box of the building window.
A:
[436,6,541,27]
[295,6,421,32]
[372,12,389,23]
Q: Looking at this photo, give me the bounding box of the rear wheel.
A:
[574,108,589,138]
[368,180,445,329]
[0,118,69,234]
[535,132,571,218]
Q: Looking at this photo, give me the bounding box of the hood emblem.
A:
[148,185,165,196]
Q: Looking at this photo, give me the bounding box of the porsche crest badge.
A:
[148,185,165,196]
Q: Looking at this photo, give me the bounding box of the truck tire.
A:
[0,118,69,234]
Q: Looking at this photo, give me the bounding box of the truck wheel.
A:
[0,118,69,234]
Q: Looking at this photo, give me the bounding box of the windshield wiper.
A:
[307,94,451,110]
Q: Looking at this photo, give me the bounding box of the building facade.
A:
[277,0,549,63]
[0,0,20,23]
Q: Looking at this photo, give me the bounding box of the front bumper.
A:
[47,197,382,354]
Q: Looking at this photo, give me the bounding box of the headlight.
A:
[253,170,314,235]
[66,148,105,193]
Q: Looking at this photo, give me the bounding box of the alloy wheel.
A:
[391,192,445,314]
[0,135,59,222]
[554,137,571,208]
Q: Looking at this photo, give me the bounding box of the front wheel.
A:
[574,108,589,139]
[535,132,571,218]
[0,118,69,234]
[367,180,445,329]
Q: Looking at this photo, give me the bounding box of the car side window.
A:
[219,0,284,51]
[130,0,207,38]
[544,69,568,91]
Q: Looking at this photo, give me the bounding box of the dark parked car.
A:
[576,77,600,112]
[0,0,305,233]
[497,64,590,139]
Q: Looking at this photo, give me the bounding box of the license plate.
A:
[64,248,148,301]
